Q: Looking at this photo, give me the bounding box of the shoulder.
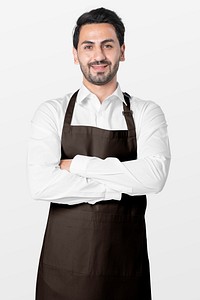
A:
[129,95,165,119]
[128,95,167,133]
[31,93,73,133]
[31,93,74,123]
[33,93,73,119]
[130,95,161,111]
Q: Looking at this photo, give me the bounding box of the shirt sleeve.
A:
[27,102,121,204]
[70,101,171,196]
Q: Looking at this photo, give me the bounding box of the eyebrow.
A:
[81,39,115,45]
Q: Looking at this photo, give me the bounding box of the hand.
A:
[59,159,72,172]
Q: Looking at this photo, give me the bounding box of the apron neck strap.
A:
[64,90,79,125]
[122,93,135,131]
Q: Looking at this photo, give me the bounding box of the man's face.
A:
[73,23,125,86]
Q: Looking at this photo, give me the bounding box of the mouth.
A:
[89,61,110,73]
[90,64,108,72]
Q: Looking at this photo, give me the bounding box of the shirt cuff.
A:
[70,155,93,176]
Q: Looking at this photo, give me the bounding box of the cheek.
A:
[109,54,121,64]
[107,50,121,60]
[79,54,92,65]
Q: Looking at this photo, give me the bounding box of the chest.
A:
[70,99,128,130]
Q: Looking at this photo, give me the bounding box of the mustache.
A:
[88,60,111,67]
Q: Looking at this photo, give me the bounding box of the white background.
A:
[0,0,200,299]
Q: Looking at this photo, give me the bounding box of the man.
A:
[28,7,171,300]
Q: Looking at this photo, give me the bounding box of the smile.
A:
[91,65,108,72]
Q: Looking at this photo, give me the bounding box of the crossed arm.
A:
[28,100,171,205]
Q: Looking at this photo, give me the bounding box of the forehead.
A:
[79,23,118,42]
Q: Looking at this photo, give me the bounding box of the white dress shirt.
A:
[28,84,171,205]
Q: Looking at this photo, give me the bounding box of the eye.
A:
[83,45,93,50]
[104,44,113,49]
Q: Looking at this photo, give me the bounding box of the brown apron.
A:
[36,91,151,300]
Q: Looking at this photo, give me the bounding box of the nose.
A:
[93,46,106,62]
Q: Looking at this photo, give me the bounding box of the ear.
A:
[73,47,79,64]
[120,44,125,62]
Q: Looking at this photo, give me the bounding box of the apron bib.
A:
[36,91,151,300]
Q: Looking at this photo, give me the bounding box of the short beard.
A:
[80,60,120,86]
[87,71,117,86]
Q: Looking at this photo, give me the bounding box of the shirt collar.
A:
[76,83,127,105]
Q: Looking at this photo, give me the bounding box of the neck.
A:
[83,79,118,103]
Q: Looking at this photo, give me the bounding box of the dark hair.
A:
[73,7,125,49]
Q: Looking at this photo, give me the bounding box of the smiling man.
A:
[28,7,171,300]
